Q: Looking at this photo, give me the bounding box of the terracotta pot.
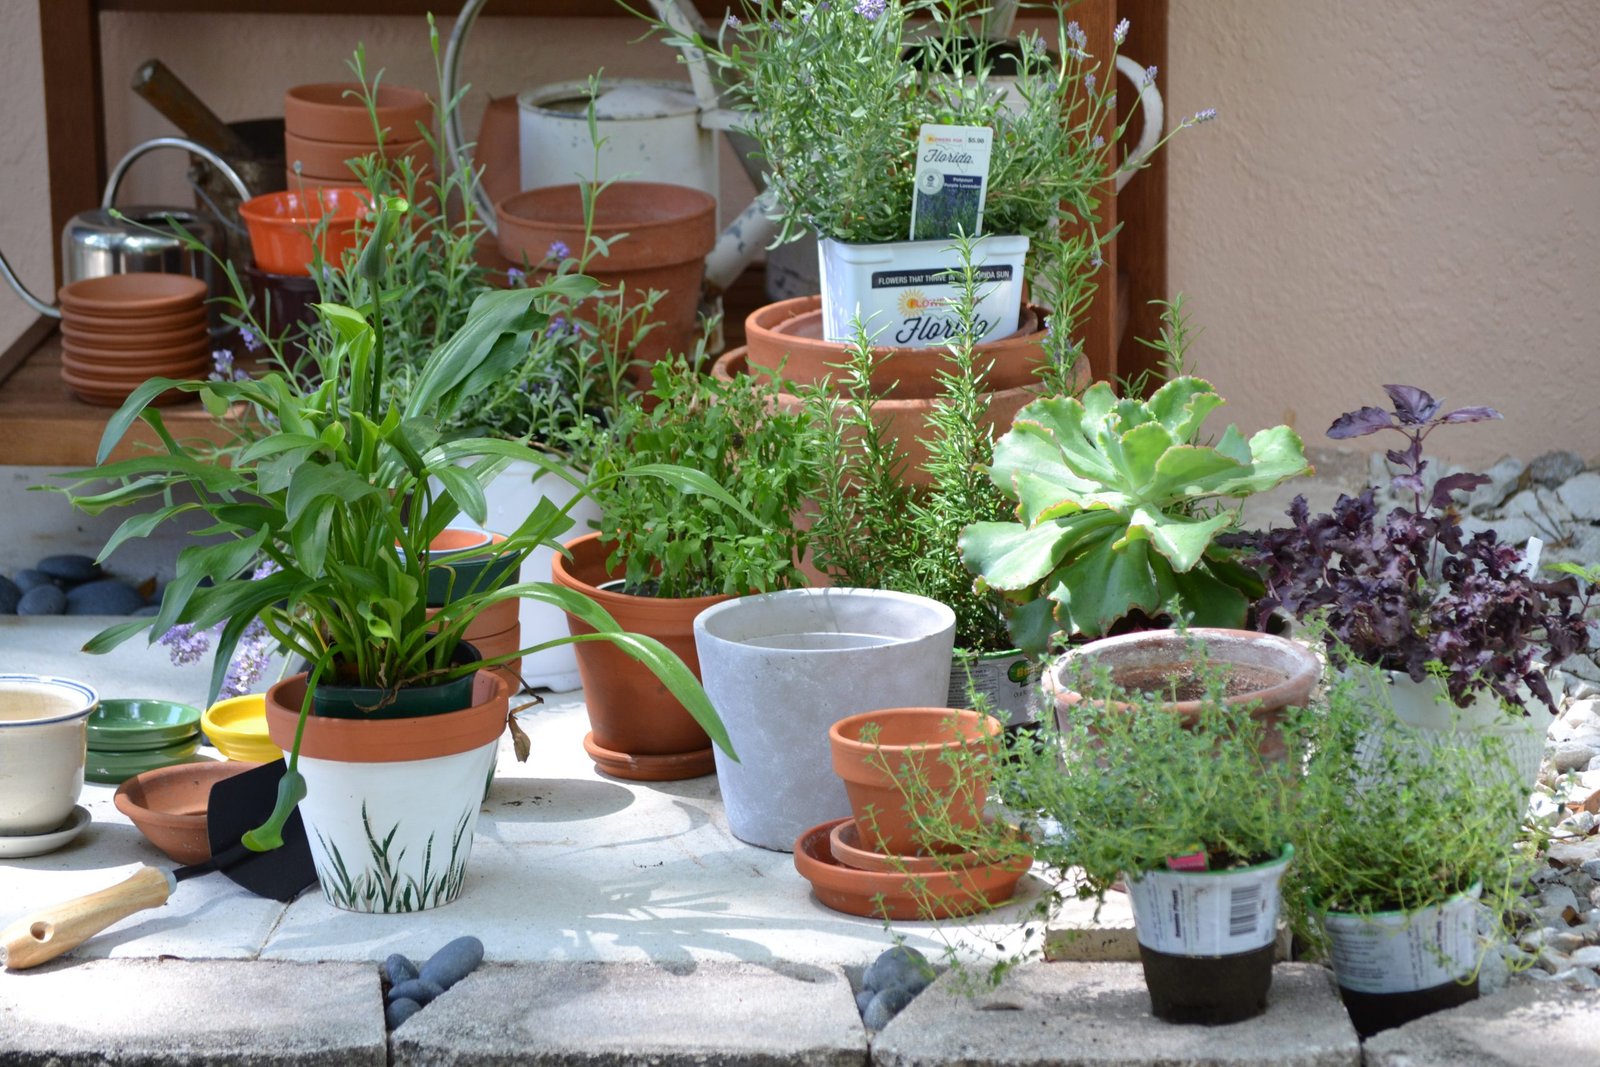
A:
[239,188,373,277]
[58,273,206,317]
[1049,629,1321,760]
[283,131,430,182]
[714,348,1036,488]
[284,82,432,144]
[473,95,521,209]
[549,531,727,779]
[265,670,508,763]
[828,815,994,874]
[828,707,1002,856]
[114,760,260,865]
[746,295,1044,399]
[60,306,208,334]
[495,182,717,371]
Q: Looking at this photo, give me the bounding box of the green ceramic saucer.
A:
[87,698,203,752]
[85,735,203,786]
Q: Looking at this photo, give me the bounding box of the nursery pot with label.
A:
[1124,846,1293,1025]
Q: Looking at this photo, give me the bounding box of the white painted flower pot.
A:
[480,459,602,691]
[1357,671,1544,794]
[693,588,957,851]
[817,234,1028,348]
[947,649,1040,726]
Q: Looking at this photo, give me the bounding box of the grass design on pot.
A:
[315,803,474,913]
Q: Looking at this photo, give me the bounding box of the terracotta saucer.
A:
[581,731,715,782]
[61,319,208,350]
[793,818,1031,920]
[58,273,206,316]
[114,759,258,864]
[828,817,994,875]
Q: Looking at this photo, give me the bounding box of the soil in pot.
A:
[549,532,725,780]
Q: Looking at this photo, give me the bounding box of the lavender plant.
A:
[1246,385,1596,715]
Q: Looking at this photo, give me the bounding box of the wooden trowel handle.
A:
[1,866,175,971]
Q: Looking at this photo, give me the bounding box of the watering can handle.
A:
[1113,54,1165,194]
[101,136,253,211]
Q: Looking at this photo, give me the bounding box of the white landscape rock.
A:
[1556,471,1600,522]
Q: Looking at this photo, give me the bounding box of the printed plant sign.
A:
[910,124,994,242]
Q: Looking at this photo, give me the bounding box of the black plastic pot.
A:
[1338,978,1479,1039]
[1139,942,1275,1025]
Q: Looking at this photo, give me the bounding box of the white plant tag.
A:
[909,124,993,241]
[1126,857,1289,956]
[1323,889,1481,994]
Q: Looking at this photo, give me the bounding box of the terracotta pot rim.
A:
[497,182,717,237]
[284,82,432,142]
[239,188,373,227]
[829,707,1002,753]
[284,130,427,153]
[264,670,510,763]
[713,348,1038,412]
[1049,628,1321,717]
[551,532,731,612]
[828,817,1014,874]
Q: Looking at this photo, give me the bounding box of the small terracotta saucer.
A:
[793,818,1031,921]
[581,731,715,782]
[828,818,991,875]
[0,806,91,858]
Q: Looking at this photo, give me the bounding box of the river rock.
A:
[387,978,444,1006]
[1528,450,1586,487]
[1556,471,1600,522]
[1468,456,1526,514]
[0,575,18,614]
[17,585,66,615]
[419,936,483,991]
[863,985,918,1030]
[64,579,145,616]
[386,997,423,1030]
[1552,737,1600,774]
[35,554,101,585]
[384,953,419,987]
[863,945,929,994]
[13,569,55,593]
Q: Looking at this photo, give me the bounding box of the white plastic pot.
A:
[518,79,718,201]
[480,459,601,691]
[816,234,1028,348]
[693,588,957,851]
[1322,884,1482,995]
[1356,670,1544,795]
[947,648,1039,726]
[1125,847,1293,958]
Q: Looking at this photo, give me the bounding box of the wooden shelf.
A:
[0,326,237,466]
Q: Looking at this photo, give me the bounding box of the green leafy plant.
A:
[581,350,823,599]
[1285,654,1534,962]
[52,196,742,849]
[960,355,1311,657]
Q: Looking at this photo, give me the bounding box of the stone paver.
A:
[390,960,867,1066]
[1361,980,1600,1066]
[872,962,1360,1067]
[0,958,385,1065]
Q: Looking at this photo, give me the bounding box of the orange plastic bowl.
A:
[239,188,372,276]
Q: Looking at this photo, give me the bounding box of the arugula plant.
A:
[53,196,743,849]
[959,350,1311,658]
[1245,385,1596,715]
[581,350,823,599]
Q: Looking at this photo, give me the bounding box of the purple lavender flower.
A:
[159,623,213,667]
[1066,21,1087,48]
[546,240,571,261]
[209,349,235,383]
[506,265,526,288]
[1142,64,1158,87]
[725,13,741,28]
[1084,72,1096,92]
[219,618,273,699]
[545,316,568,339]
[239,326,260,351]
[1091,134,1106,150]
[1189,107,1218,125]
[854,0,887,18]
[1113,18,1130,45]
[1090,252,1104,270]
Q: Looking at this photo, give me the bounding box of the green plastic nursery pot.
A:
[421,532,519,606]
[306,641,481,719]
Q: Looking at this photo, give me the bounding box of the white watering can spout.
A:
[443,0,775,294]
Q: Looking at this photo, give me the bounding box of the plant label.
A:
[909,124,993,241]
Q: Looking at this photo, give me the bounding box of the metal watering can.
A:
[0,137,252,325]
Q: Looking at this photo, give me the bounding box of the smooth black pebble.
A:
[0,575,18,614]
[385,998,422,1030]
[36,555,100,585]
[863,945,928,994]
[17,585,66,616]
[383,953,419,987]
[387,978,444,1005]
[863,986,918,1030]
[14,569,55,593]
[65,579,146,616]
[419,936,484,990]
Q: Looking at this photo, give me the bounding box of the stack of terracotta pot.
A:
[791,707,1032,920]
[282,82,432,191]
[714,295,1081,487]
[57,274,210,407]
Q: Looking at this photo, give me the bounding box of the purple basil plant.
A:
[1246,385,1594,716]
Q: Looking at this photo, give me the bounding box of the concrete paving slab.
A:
[390,960,868,1067]
[872,962,1360,1066]
[0,958,385,1065]
[1361,980,1600,1065]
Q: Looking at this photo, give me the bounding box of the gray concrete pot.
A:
[693,588,956,851]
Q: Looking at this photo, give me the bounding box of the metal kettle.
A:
[0,136,251,325]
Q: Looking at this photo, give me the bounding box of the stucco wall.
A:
[1,3,1595,467]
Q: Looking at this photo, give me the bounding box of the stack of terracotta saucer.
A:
[283,82,433,191]
[57,274,210,407]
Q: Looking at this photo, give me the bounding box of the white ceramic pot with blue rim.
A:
[0,675,98,834]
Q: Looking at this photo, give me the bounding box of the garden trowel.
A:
[0,759,316,971]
